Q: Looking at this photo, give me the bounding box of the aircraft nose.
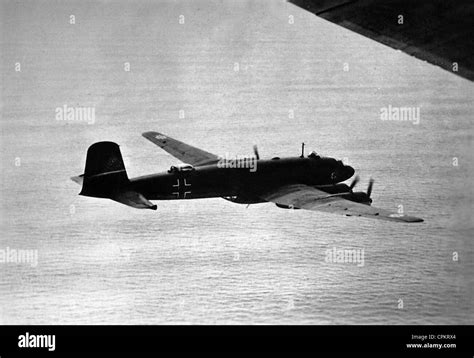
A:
[344,165,355,180]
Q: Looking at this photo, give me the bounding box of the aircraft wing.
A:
[288,0,474,82]
[258,184,424,223]
[142,131,220,167]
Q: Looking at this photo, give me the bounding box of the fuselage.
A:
[128,156,355,202]
[73,139,423,221]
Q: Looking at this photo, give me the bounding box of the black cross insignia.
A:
[172,178,191,199]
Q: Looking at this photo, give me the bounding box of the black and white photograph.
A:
[1,0,473,354]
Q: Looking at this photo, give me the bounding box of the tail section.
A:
[79,142,129,198]
[83,142,128,180]
[72,142,156,210]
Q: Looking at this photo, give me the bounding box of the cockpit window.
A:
[168,163,195,173]
[308,151,320,159]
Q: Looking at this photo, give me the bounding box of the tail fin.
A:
[73,142,157,210]
[79,142,129,198]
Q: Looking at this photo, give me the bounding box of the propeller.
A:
[349,175,360,190]
[367,178,374,197]
[253,145,260,160]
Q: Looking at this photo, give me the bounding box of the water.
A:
[1,0,473,324]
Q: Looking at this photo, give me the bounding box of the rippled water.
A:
[1,0,473,324]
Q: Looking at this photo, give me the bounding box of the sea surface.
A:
[1,0,473,324]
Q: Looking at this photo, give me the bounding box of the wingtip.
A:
[142,131,169,143]
[142,131,158,138]
[388,212,424,223]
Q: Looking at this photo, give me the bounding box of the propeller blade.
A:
[253,145,260,160]
[367,178,374,197]
[349,175,360,190]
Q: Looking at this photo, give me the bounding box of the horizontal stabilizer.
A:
[112,190,157,210]
[71,174,84,185]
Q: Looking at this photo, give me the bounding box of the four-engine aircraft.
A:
[71,131,423,223]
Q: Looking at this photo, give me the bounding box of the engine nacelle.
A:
[275,203,300,209]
